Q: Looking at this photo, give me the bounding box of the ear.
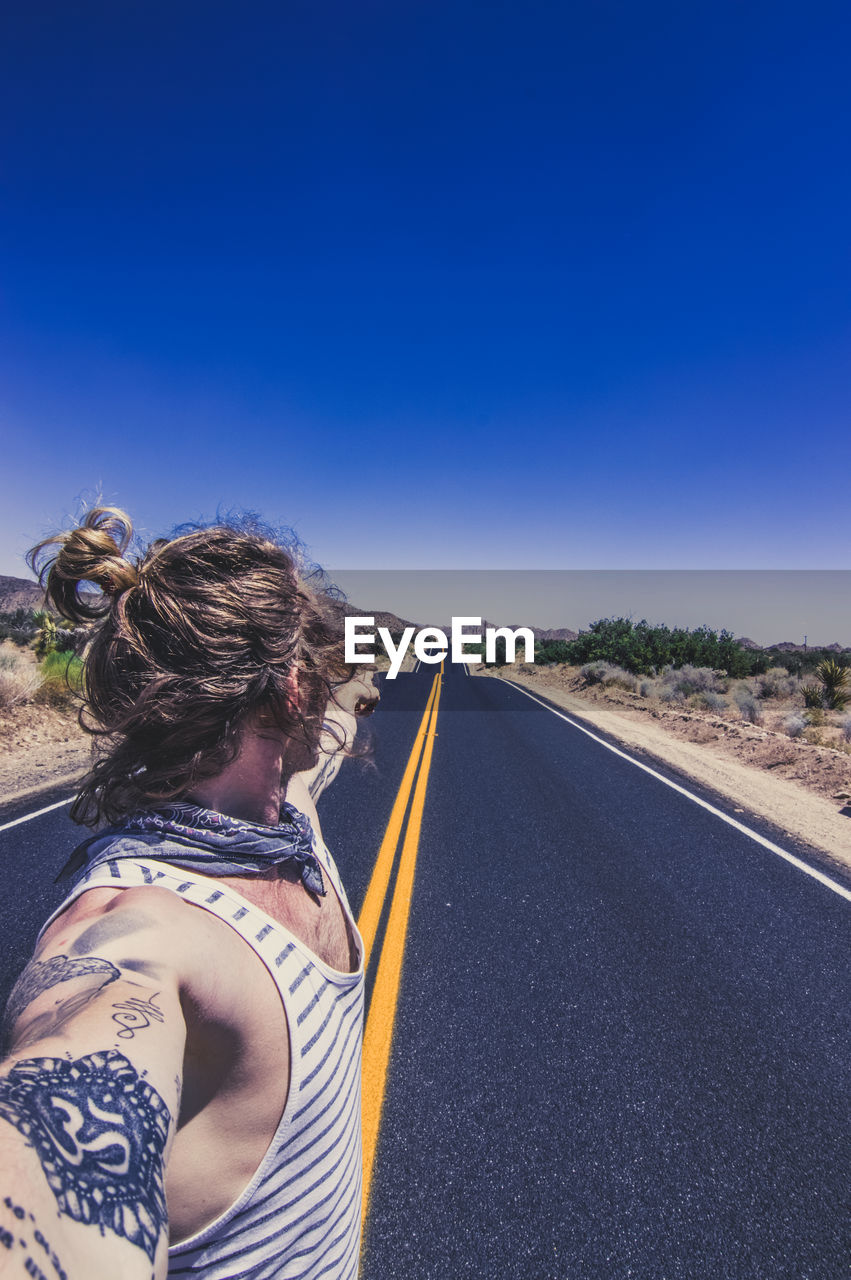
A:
[284,666,299,713]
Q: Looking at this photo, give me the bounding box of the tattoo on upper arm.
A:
[2,957,122,1051]
[0,1050,170,1262]
[5,956,121,1028]
[111,993,164,1039]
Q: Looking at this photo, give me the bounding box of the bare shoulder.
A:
[41,883,184,942]
[39,885,197,970]
[34,884,255,1018]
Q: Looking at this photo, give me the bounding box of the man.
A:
[0,507,376,1279]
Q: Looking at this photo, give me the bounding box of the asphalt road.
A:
[1,664,849,1279]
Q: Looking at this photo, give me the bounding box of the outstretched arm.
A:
[295,670,379,805]
[0,889,186,1279]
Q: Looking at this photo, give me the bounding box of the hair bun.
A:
[28,506,139,622]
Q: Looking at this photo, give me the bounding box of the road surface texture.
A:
[0,664,848,1279]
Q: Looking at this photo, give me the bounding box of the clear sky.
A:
[1,2,850,607]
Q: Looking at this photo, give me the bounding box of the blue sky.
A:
[1,1,850,588]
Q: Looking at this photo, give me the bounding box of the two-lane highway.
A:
[1,663,848,1278]
[340,664,849,1279]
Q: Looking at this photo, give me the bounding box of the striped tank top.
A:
[43,841,365,1280]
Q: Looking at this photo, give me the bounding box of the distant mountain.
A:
[423,621,576,638]
[528,627,579,642]
[0,574,44,612]
[333,600,421,637]
[765,640,849,654]
[735,636,762,650]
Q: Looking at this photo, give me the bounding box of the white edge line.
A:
[0,795,75,833]
[498,676,851,905]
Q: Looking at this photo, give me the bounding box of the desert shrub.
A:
[35,650,85,707]
[816,659,849,711]
[756,667,796,700]
[840,717,851,744]
[55,628,78,653]
[734,689,764,725]
[0,650,41,708]
[580,661,637,691]
[0,608,39,646]
[801,684,824,709]
[655,665,726,710]
[638,679,657,698]
[783,715,806,739]
[666,664,726,696]
[804,706,825,726]
[764,647,851,679]
[659,686,686,704]
[602,665,638,692]
[694,691,728,712]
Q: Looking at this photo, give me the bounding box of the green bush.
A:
[535,639,573,665]
[535,618,763,677]
[36,650,85,706]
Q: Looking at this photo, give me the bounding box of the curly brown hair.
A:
[28,507,351,825]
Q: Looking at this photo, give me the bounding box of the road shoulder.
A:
[493,668,851,880]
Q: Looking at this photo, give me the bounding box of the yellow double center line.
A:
[358,666,443,1226]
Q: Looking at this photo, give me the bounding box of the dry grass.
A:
[0,643,42,710]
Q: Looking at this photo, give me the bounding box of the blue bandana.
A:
[60,801,326,897]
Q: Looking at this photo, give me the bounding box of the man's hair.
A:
[29,506,350,825]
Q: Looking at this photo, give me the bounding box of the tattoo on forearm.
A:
[111,993,164,1039]
[0,1050,170,1263]
[3,956,121,1050]
[1,1197,69,1280]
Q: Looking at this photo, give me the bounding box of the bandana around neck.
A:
[60,800,326,897]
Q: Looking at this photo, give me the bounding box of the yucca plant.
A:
[816,659,849,711]
[33,610,57,658]
[801,683,824,708]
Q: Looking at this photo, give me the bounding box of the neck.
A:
[188,728,295,826]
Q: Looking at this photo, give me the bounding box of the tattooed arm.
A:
[292,670,379,804]
[0,890,187,1279]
